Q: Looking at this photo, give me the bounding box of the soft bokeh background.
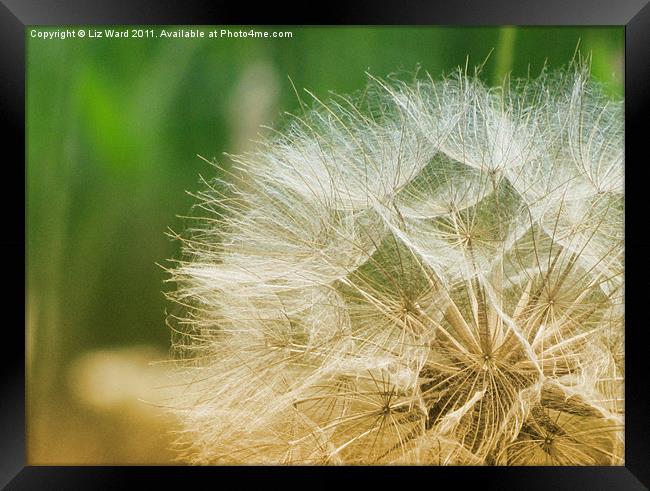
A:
[26,26,623,464]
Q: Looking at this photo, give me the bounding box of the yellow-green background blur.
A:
[27,26,624,464]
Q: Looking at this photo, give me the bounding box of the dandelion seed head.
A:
[167,60,624,465]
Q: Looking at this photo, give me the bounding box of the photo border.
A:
[3,0,649,488]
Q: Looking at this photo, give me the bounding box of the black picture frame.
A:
[3,1,649,488]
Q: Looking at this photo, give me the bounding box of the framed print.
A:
[3,0,649,488]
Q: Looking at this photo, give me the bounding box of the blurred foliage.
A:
[26,26,623,464]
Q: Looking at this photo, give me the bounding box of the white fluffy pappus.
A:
[165,61,623,465]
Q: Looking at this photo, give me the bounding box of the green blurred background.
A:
[26,26,623,464]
